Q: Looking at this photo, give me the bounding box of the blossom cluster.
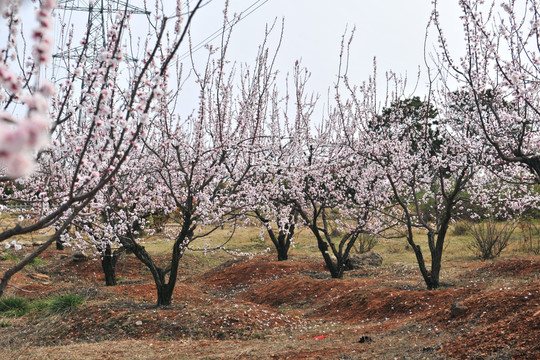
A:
[0,0,56,178]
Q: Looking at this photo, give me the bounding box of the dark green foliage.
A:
[376,96,441,156]
[28,257,47,266]
[29,299,52,313]
[0,294,85,318]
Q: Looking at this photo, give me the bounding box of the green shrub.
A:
[452,222,469,236]
[49,294,85,313]
[467,220,516,260]
[518,220,540,255]
[0,296,29,317]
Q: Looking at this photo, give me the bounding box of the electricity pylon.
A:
[53,0,150,61]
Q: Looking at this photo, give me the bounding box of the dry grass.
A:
[3,336,372,360]
[1,210,537,269]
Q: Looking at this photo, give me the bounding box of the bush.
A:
[467,219,516,260]
[518,220,540,255]
[353,234,378,254]
[0,296,29,317]
[49,294,85,314]
[452,222,469,236]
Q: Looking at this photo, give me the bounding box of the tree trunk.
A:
[277,246,288,261]
[102,260,117,286]
[314,231,340,278]
[100,245,121,286]
[276,231,290,261]
[56,238,64,250]
[409,240,438,290]
[156,284,173,306]
[256,210,294,262]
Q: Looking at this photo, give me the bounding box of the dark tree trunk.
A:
[56,238,64,250]
[100,245,122,286]
[525,156,539,184]
[314,229,340,278]
[255,210,295,262]
[276,244,289,261]
[408,239,438,290]
[274,230,292,261]
[102,260,117,286]
[118,215,193,307]
[156,284,173,306]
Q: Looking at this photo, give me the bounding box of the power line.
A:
[176,0,215,17]
[176,0,270,64]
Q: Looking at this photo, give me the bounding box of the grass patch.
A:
[0,252,19,261]
[0,296,29,317]
[0,294,86,318]
[29,299,52,313]
[29,257,47,266]
[49,294,85,314]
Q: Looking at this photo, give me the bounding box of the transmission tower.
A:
[54,0,150,61]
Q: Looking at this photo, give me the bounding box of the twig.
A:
[7,283,36,293]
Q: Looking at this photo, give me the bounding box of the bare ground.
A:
[0,249,539,359]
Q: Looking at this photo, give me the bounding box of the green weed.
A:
[0,296,29,317]
[49,294,85,314]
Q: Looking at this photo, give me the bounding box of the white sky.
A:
[25,0,466,116]
[184,0,465,101]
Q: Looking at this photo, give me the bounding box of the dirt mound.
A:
[199,256,323,290]
[441,286,540,359]
[475,258,540,276]
[420,283,540,359]
[2,248,539,359]
[24,299,307,346]
[440,285,539,323]
[241,275,373,308]
[314,288,473,322]
[106,282,206,303]
[55,253,150,284]
[444,310,540,359]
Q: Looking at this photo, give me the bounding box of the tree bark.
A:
[314,229,340,278]
[276,244,289,261]
[100,245,122,286]
[156,284,173,306]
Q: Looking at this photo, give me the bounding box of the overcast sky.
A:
[41,0,466,116]
[183,0,465,100]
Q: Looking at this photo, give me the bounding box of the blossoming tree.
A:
[432,0,540,184]
[0,0,206,297]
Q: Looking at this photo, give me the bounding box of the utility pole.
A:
[53,0,150,61]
